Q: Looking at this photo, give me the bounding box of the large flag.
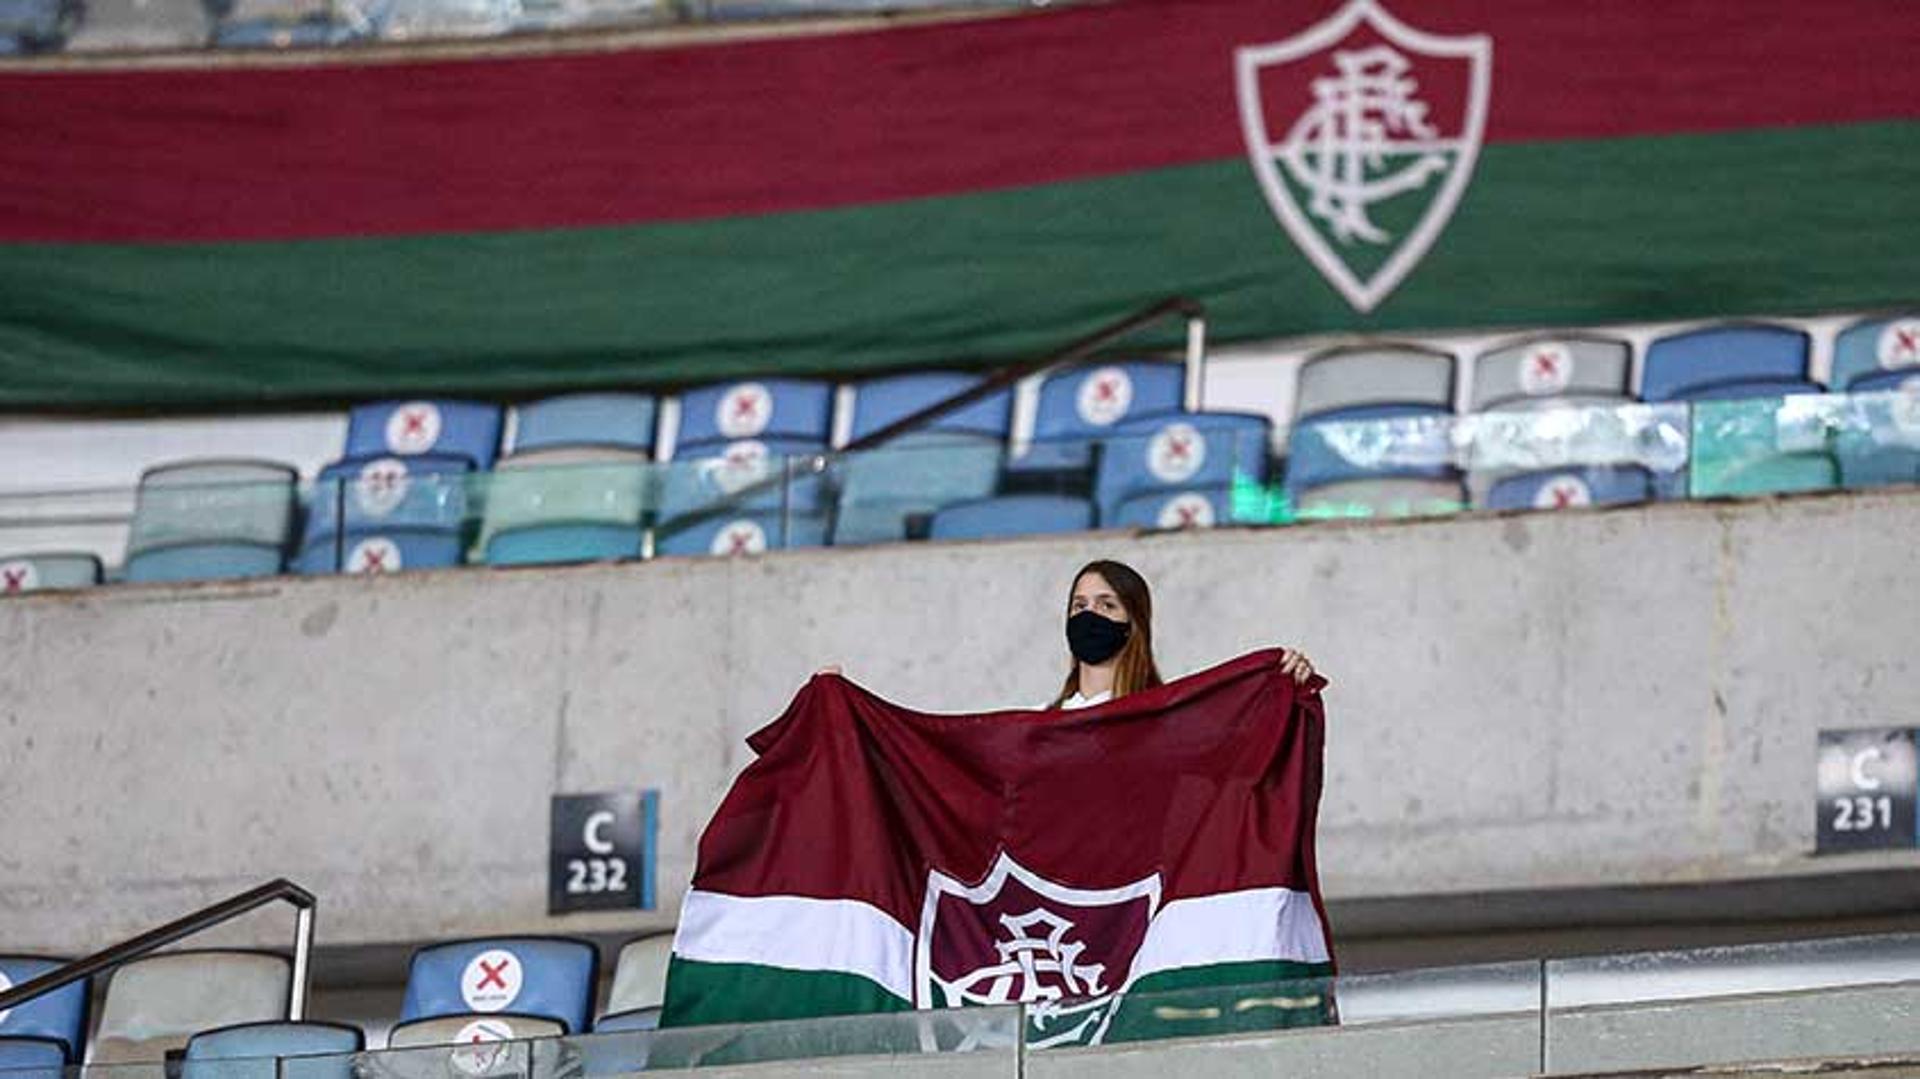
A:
[1,0,1917,407]
[661,649,1334,1047]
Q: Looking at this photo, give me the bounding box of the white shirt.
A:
[1057,690,1112,710]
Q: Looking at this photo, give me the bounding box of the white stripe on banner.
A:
[1126,886,1331,987]
[674,889,915,1002]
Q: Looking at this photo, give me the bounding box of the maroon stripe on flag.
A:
[0,0,1915,241]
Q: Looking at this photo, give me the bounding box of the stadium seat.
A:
[831,372,1011,546]
[123,461,297,583]
[1828,314,1920,392]
[183,1021,363,1079]
[595,936,671,1033]
[1640,324,1818,402]
[1829,316,1920,490]
[1689,395,1841,499]
[210,15,355,46]
[1471,337,1632,411]
[305,454,473,539]
[511,394,658,456]
[1294,344,1455,420]
[0,1037,65,1076]
[385,1014,563,1048]
[343,400,504,470]
[90,951,293,1064]
[1287,346,1459,503]
[653,511,828,558]
[1108,487,1234,530]
[927,494,1096,542]
[1294,477,1468,520]
[0,553,102,594]
[0,0,74,51]
[1010,361,1185,476]
[399,937,597,1035]
[0,956,90,1061]
[478,448,650,566]
[675,379,833,452]
[293,529,465,575]
[1482,468,1654,511]
[1091,412,1271,525]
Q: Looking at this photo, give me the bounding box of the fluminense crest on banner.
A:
[1235,0,1492,313]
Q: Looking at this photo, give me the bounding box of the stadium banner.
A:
[659,649,1335,1046]
[1,0,1916,406]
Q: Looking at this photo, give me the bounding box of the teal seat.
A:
[125,544,284,583]
[485,525,642,566]
[123,459,296,582]
[478,449,653,566]
[1689,397,1839,499]
[831,433,1003,546]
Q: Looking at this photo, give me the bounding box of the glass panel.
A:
[1546,934,1920,1074]
[1690,395,1844,499]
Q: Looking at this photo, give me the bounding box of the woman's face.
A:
[1068,572,1129,624]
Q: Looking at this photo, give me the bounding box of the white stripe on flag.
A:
[1127,886,1330,987]
[674,889,915,1002]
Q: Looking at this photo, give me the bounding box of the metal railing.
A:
[0,878,317,1019]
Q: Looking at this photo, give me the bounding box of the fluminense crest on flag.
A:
[1235,0,1492,313]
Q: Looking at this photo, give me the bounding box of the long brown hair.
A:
[1050,559,1164,708]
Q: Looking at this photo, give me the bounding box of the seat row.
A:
[0,934,671,1070]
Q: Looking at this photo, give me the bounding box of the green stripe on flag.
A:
[1105,960,1338,1044]
[659,956,912,1029]
[2,121,1915,408]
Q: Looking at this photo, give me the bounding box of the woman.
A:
[822,559,1318,705]
[1052,558,1315,709]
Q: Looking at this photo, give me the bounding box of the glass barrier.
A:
[3,391,1919,593]
[5,0,1065,57]
[1544,933,1920,1075]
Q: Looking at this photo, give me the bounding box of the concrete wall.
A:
[3,489,1919,955]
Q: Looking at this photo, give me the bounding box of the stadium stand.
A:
[88,951,293,1063]
[296,454,472,575]
[658,379,834,556]
[342,401,503,471]
[830,371,1013,546]
[1465,336,1655,511]
[123,461,298,583]
[1092,411,1271,528]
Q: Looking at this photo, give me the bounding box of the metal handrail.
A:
[0,878,317,1019]
[650,295,1209,543]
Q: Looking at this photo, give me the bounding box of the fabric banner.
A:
[2,0,1916,407]
[660,649,1335,1047]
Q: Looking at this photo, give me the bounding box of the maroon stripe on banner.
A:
[0,0,1916,242]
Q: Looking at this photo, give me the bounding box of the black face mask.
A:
[1066,610,1131,666]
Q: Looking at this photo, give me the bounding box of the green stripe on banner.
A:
[1105,960,1338,1044]
[658,956,911,1030]
[1,121,1915,408]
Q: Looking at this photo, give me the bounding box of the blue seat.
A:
[125,543,285,584]
[831,372,1012,546]
[0,1038,66,1076]
[0,957,89,1061]
[0,553,101,595]
[483,524,642,566]
[1108,487,1234,530]
[210,16,353,46]
[1012,361,1185,474]
[513,394,658,456]
[928,494,1095,541]
[1482,467,1653,511]
[124,460,297,583]
[183,1021,363,1079]
[0,0,71,49]
[1285,404,1457,495]
[344,400,503,470]
[1091,412,1271,524]
[294,529,465,575]
[1641,325,1816,402]
[653,512,828,558]
[592,1009,660,1033]
[675,380,832,451]
[1830,315,1920,392]
[400,938,597,1035]
[304,454,472,543]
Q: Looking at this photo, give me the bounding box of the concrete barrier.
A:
[4,489,1919,955]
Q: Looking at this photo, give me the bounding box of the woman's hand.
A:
[816,665,843,677]
[1277,649,1318,684]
